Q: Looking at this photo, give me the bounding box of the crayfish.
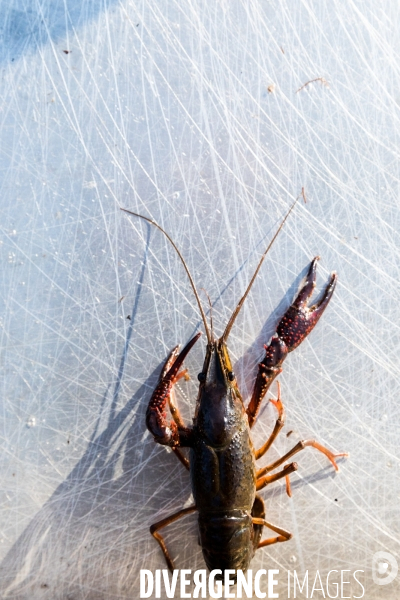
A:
[122,203,347,579]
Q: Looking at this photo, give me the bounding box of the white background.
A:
[0,1,399,598]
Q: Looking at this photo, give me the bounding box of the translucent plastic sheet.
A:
[0,1,399,598]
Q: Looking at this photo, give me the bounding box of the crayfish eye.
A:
[197,372,206,382]
[227,371,235,381]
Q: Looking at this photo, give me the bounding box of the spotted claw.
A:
[277,257,337,352]
[146,332,201,446]
[247,258,336,427]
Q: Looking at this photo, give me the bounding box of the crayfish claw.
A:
[276,260,337,353]
[247,259,337,427]
[160,344,181,379]
[146,333,201,446]
[309,271,337,312]
[291,256,320,310]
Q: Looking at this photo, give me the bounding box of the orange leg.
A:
[252,516,292,548]
[254,382,286,460]
[257,439,348,480]
[285,467,292,497]
[150,505,197,572]
[256,462,297,491]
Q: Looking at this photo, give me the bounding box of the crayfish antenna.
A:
[120,208,212,344]
[200,288,215,342]
[220,198,299,344]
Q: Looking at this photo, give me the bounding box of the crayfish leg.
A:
[256,439,348,480]
[254,382,286,460]
[150,505,197,572]
[171,447,190,470]
[251,495,292,550]
[256,462,298,491]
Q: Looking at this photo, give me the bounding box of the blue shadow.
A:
[0,0,121,65]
